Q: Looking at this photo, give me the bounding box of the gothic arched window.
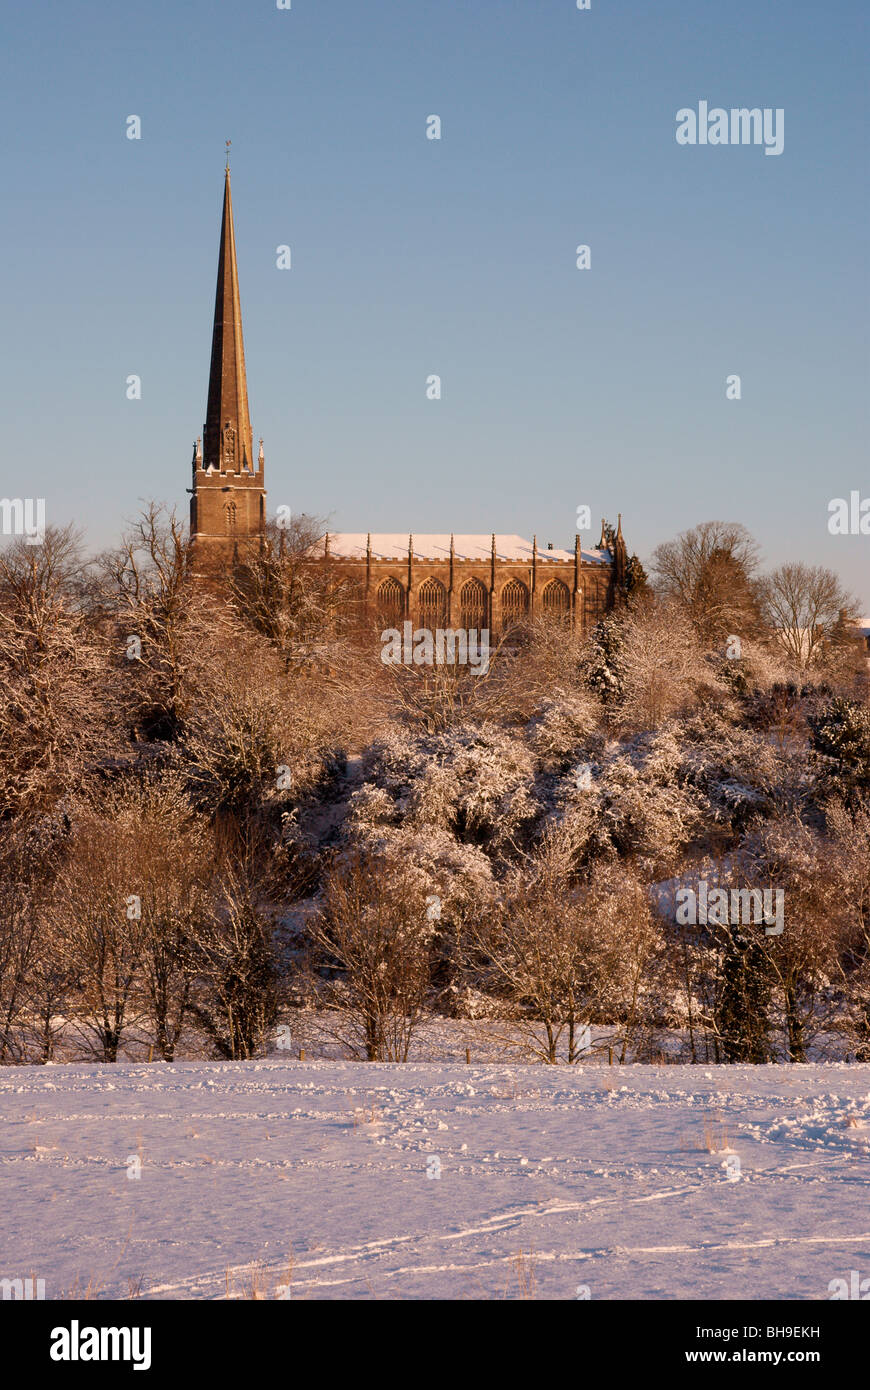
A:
[417,577,447,628]
[376,576,405,627]
[500,577,529,629]
[459,578,488,630]
[542,579,570,622]
[224,500,237,532]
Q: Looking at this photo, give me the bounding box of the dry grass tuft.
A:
[510,1248,537,1299]
[226,1253,296,1300]
[702,1112,730,1154]
[351,1096,382,1127]
[61,1274,103,1300]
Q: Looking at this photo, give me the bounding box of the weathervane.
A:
[225,139,231,171]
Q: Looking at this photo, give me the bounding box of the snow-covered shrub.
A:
[349,722,539,854]
[344,822,495,914]
[714,638,794,701]
[526,688,604,770]
[677,706,809,828]
[809,696,870,800]
[554,727,708,875]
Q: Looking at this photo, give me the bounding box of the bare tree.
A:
[228,516,364,668]
[759,563,859,670]
[0,526,117,822]
[26,912,76,1064]
[381,635,510,736]
[464,838,658,1063]
[0,836,44,1061]
[123,776,213,1061]
[48,810,146,1062]
[98,502,198,739]
[826,801,870,1058]
[651,521,762,647]
[181,621,340,815]
[185,855,279,1060]
[307,852,435,1061]
[617,599,714,729]
[739,824,841,1062]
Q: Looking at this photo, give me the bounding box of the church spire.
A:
[203,160,253,475]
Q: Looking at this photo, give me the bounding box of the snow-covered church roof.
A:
[317,533,611,566]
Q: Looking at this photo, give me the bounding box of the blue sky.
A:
[2,0,868,603]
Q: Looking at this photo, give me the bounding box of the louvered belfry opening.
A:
[542,579,570,622]
[418,577,448,628]
[500,577,529,629]
[459,577,488,631]
[376,576,404,628]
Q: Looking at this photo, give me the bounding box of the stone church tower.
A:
[189,159,265,571]
[185,159,626,627]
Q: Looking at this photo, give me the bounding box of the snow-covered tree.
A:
[348,722,539,855]
[554,727,708,876]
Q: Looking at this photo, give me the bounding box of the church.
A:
[189,163,628,637]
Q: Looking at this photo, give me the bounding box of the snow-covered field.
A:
[2,1060,869,1300]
